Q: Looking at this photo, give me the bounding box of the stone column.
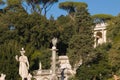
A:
[102,29,104,44]
[104,30,107,43]
[94,32,97,48]
[51,46,57,74]
[50,37,58,76]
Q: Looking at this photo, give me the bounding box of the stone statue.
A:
[52,37,57,47]
[0,73,6,80]
[15,48,29,80]
[27,73,32,80]
[39,62,42,70]
[113,74,120,80]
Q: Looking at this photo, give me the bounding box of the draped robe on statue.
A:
[19,55,29,78]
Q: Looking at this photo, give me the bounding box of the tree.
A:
[67,2,94,67]
[25,0,58,17]
[0,40,21,80]
[76,44,112,80]
[92,14,114,23]
[107,14,120,73]
[59,2,87,20]
[30,48,51,70]
[0,1,53,79]
[56,15,75,55]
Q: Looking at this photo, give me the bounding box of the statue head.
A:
[20,47,25,55]
[52,37,57,47]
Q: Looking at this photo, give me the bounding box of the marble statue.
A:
[39,62,42,70]
[113,74,120,80]
[52,37,57,47]
[27,73,32,80]
[15,48,29,80]
[98,37,103,45]
[0,73,6,80]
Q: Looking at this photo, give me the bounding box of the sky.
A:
[47,0,120,19]
[0,0,120,19]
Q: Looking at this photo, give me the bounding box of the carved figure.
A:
[0,73,6,80]
[27,73,32,80]
[113,75,120,80]
[52,37,57,46]
[15,48,29,80]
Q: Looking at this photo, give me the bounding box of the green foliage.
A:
[67,5,94,66]
[59,2,87,13]
[56,15,75,55]
[92,14,114,20]
[0,0,120,80]
[7,0,21,6]
[59,2,87,20]
[107,14,120,73]
[76,44,112,80]
[57,15,71,25]
[0,40,21,80]
[30,48,51,70]
[0,2,58,79]
[107,14,120,41]
[25,0,58,16]
[92,14,114,23]
[108,44,120,71]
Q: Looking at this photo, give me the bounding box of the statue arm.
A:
[26,57,29,70]
[15,55,19,61]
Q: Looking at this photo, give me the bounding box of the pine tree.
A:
[67,4,94,67]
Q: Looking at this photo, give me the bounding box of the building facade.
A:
[94,22,107,47]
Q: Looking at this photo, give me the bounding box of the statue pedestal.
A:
[50,46,58,75]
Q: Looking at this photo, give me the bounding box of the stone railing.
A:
[33,69,52,75]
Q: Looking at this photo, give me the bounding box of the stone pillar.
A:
[51,46,57,74]
[94,32,97,48]
[101,29,104,44]
[104,30,107,43]
[50,37,58,79]
[101,29,107,44]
